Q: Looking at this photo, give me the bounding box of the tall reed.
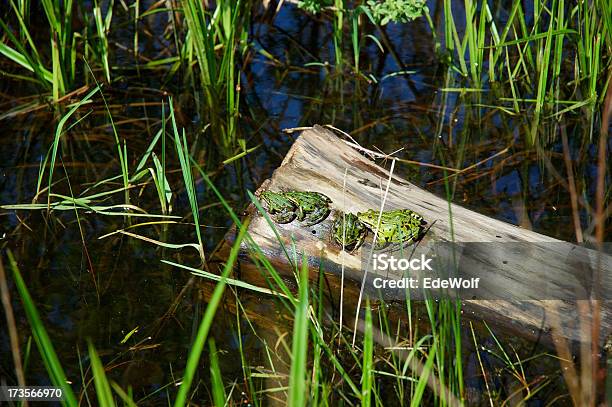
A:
[180,0,248,157]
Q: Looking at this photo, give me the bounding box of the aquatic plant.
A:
[180,0,248,157]
[366,0,427,25]
[298,0,333,14]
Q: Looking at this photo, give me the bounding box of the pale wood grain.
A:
[227,125,610,345]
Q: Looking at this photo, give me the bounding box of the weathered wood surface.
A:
[226,125,610,345]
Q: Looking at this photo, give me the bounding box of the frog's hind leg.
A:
[302,206,330,226]
[373,234,390,250]
[397,228,419,245]
[272,210,296,224]
[349,230,367,253]
[294,206,306,222]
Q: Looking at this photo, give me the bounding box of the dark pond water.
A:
[0,1,609,405]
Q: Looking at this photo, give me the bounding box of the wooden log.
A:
[225,125,611,345]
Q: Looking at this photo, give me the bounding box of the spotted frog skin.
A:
[259,191,297,223]
[283,191,332,226]
[332,212,368,252]
[357,209,424,247]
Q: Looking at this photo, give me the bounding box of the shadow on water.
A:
[0,0,609,404]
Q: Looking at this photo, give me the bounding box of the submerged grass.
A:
[2,115,602,404]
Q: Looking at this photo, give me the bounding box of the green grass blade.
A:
[110,382,137,407]
[0,23,53,84]
[5,251,78,407]
[173,220,249,407]
[93,0,111,83]
[162,259,288,298]
[288,254,310,407]
[491,29,577,47]
[46,85,100,206]
[361,302,374,407]
[531,0,557,143]
[133,128,163,176]
[0,41,34,73]
[409,344,437,407]
[208,339,227,406]
[169,98,205,261]
[87,341,115,407]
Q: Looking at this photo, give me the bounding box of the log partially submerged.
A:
[225,125,610,345]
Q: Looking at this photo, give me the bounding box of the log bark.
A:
[224,125,611,345]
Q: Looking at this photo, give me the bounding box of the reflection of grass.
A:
[439,0,610,143]
[2,96,604,404]
[180,0,247,157]
[2,125,598,404]
[297,0,610,144]
[1,1,248,155]
[2,1,607,147]
[2,129,470,404]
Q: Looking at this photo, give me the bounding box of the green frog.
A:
[259,191,297,223]
[283,191,332,226]
[357,209,424,247]
[332,212,368,252]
